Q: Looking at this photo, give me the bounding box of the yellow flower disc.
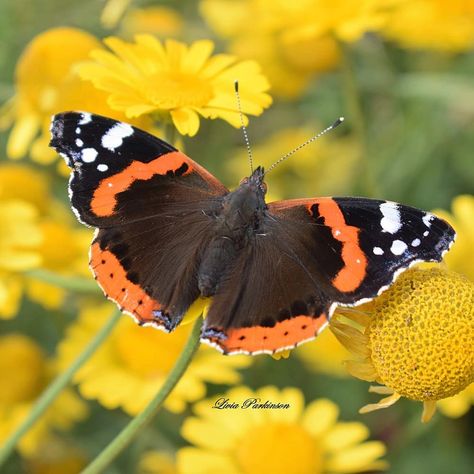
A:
[0,334,46,404]
[368,268,474,401]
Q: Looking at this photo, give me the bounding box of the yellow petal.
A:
[421,400,437,423]
[171,108,200,136]
[7,114,40,159]
[177,448,240,474]
[323,422,370,452]
[326,441,387,473]
[301,398,339,437]
[359,393,401,414]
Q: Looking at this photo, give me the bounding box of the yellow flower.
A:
[78,35,272,136]
[138,451,177,474]
[331,267,474,423]
[178,386,387,474]
[57,305,251,415]
[0,197,42,319]
[433,195,474,281]
[438,384,474,418]
[101,0,132,29]
[382,0,474,52]
[4,27,134,164]
[0,334,88,456]
[120,7,183,39]
[201,0,397,97]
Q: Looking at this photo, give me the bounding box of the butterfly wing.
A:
[201,197,455,354]
[50,112,229,330]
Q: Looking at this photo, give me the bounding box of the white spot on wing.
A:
[411,238,421,247]
[79,112,92,125]
[76,127,81,134]
[373,247,384,255]
[380,202,401,234]
[81,148,98,163]
[334,229,341,237]
[102,123,134,151]
[423,213,434,228]
[97,164,108,172]
[75,138,83,147]
[391,240,408,255]
[423,230,429,237]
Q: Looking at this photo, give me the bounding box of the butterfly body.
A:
[50,112,456,355]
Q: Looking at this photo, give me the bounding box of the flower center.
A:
[236,422,322,474]
[367,268,474,401]
[0,334,47,404]
[142,71,214,109]
[113,320,191,377]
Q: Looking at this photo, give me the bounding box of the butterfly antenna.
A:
[234,80,254,173]
[264,117,345,176]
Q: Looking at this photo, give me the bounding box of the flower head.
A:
[178,386,387,474]
[57,305,251,415]
[0,334,88,456]
[332,267,474,422]
[382,0,474,52]
[433,195,474,281]
[78,35,272,136]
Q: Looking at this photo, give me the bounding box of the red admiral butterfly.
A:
[50,111,455,355]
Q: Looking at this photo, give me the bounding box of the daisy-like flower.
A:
[382,0,474,52]
[0,163,92,314]
[57,304,251,415]
[331,267,474,423]
[0,334,88,456]
[177,386,387,473]
[433,195,474,281]
[3,27,134,166]
[77,35,272,136]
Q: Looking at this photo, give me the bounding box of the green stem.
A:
[338,40,378,197]
[27,269,99,293]
[81,317,203,474]
[0,309,122,468]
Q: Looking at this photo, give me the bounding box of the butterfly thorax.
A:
[197,167,267,297]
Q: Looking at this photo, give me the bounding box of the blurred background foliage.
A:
[0,0,473,473]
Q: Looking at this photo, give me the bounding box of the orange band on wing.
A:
[313,199,367,292]
[91,151,192,217]
[90,242,161,323]
[206,315,327,354]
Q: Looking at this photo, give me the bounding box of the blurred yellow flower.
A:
[0,197,42,319]
[0,334,88,456]
[201,0,397,97]
[438,383,474,418]
[138,451,177,474]
[78,35,272,136]
[3,27,134,165]
[226,126,360,198]
[120,7,183,39]
[57,305,251,415]
[383,0,474,52]
[101,0,132,29]
[433,195,474,281]
[178,386,387,473]
[0,163,93,315]
[332,267,474,423]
